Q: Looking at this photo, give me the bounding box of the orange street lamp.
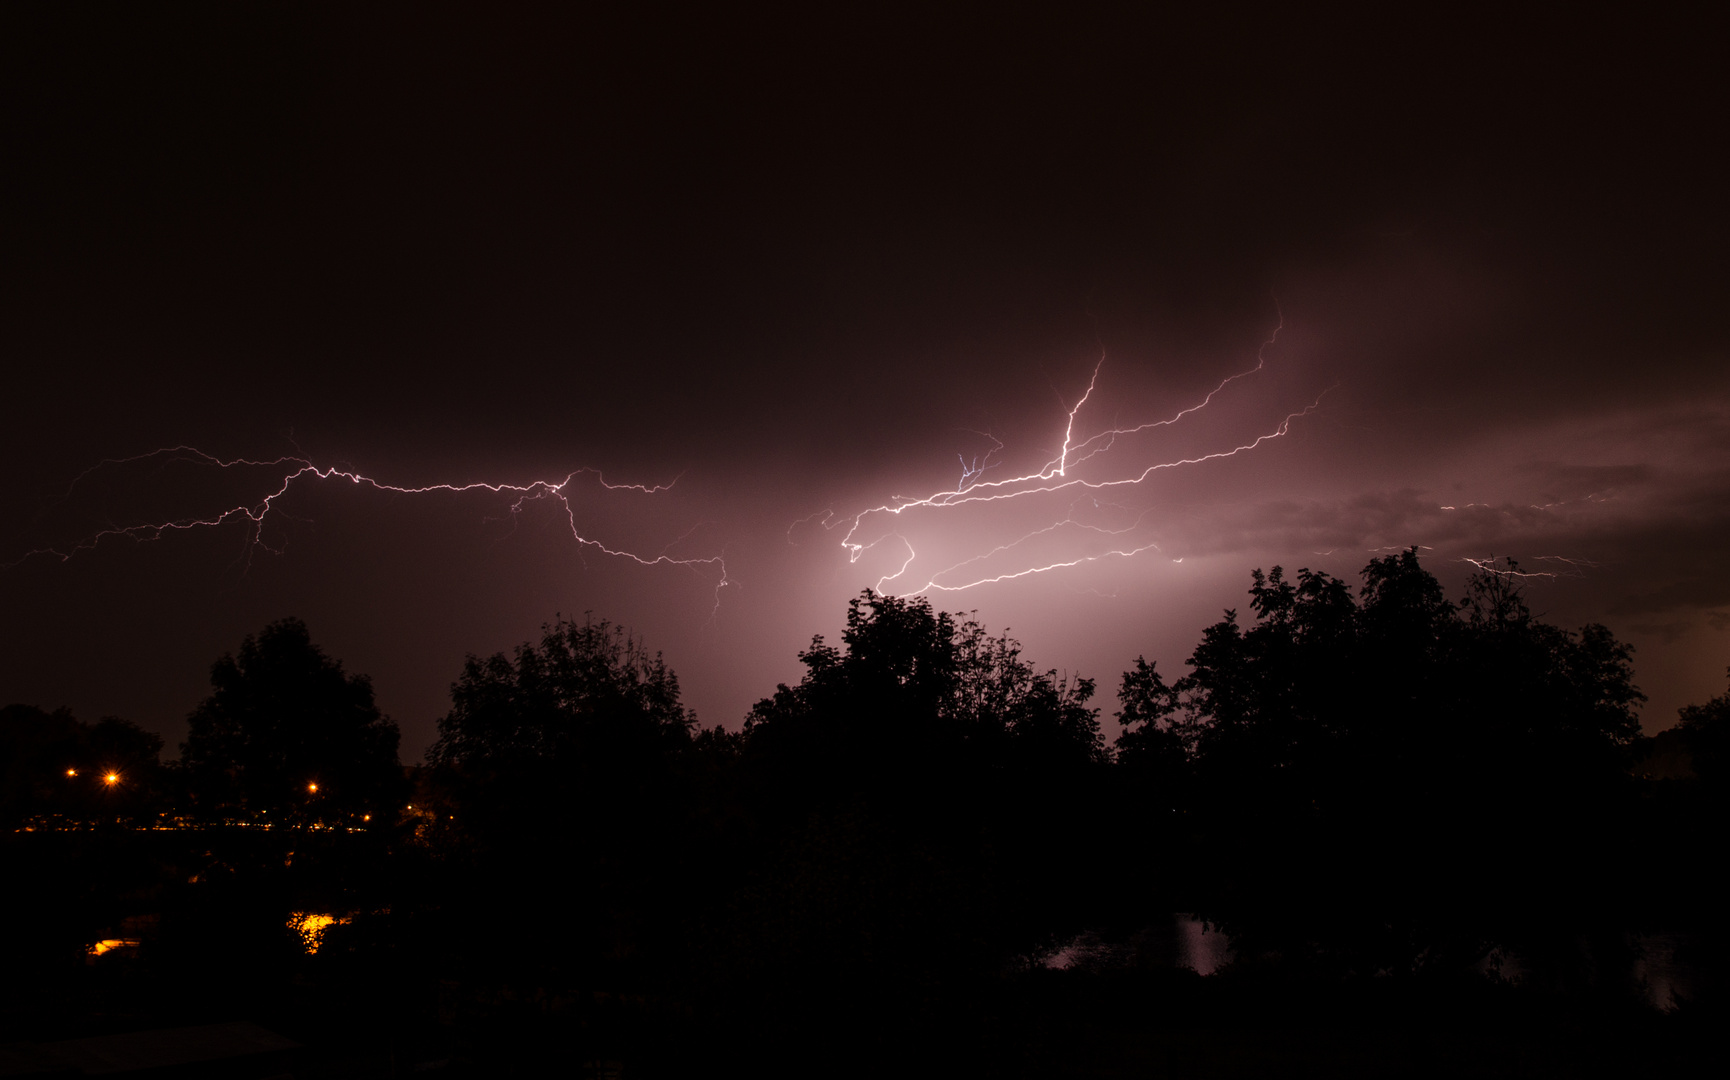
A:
[308,782,319,794]
[66,768,77,778]
[103,772,119,786]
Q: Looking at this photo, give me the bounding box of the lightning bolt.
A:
[811,315,1335,595]
[1460,556,1558,579]
[1530,554,1601,571]
[8,446,730,611]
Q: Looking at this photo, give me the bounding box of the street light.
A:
[308,782,319,794]
[103,772,119,786]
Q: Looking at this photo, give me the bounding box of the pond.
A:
[287,911,351,954]
[1045,913,1233,975]
[1048,916,1706,1008]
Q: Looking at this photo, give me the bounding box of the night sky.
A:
[4,5,1725,759]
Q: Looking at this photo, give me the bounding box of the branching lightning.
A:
[805,317,1336,596]
[8,447,730,609]
[1460,556,1559,580]
[1458,555,1600,581]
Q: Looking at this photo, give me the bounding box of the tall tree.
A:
[429,615,693,777]
[736,591,1110,984]
[181,618,400,822]
[744,590,1105,784]
[424,616,700,985]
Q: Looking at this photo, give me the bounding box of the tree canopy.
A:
[743,590,1105,785]
[181,617,400,822]
[1113,550,1647,971]
[429,614,693,775]
[0,704,162,824]
[734,592,1112,981]
[422,616,704,984]
[1672,668,1729,786]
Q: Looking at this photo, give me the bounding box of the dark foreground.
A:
[5,565,1726,1075]
[2,827,1721,1079]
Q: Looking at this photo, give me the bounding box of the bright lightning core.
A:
[804,321,1331,596]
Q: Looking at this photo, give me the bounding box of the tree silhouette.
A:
[744,590,1105,783]
[424,615,700,987]
[1676,668,1730,787]
[0,704,163,824]
[1113,551,1646,973]
[181,618,400,822]
[733,591,1111,997]
[430,615,693,774]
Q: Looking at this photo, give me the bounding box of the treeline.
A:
[3,550,1726,1073]
[2,617,404,829]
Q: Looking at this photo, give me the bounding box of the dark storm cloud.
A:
[1124,388,1730,623]
[1516,463,1658,503]
[1617,579,1730,618]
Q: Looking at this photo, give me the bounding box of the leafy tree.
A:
[1113,551,1646,973]
[735,591,1109,986]
[1661,670,1730,985]
[1676,667,1730,786]
[429,615,693,775]
[425,614,699,850]
[181,618,400,822]
[1112,657,1187,789]
[0,704,163,823]
[423,615,701,985]
[951,616,1107,771]
[744,590,1104,782]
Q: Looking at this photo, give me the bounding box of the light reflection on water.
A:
[287,911,350,954]
[1176,914,1234,975]
[1478,933,1702,1010]
[1049,918,1699,1007]
[87,911,363,959]
[1044,914,1233,974]
[1631,932,1698,1010]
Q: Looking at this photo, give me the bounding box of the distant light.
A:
[104,773,119,786]
[362,814,370,822]
[66,768,77,778]
[308,782,319,793]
